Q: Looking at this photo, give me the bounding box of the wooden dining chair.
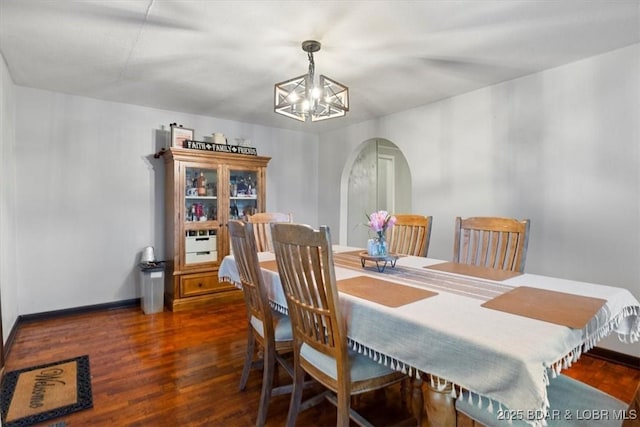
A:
[455,374,639,427]
[387,214,433,257]
[248,212,293,252]
[453,216,530,272]
[228,220,295,427]
[271,222,408,427]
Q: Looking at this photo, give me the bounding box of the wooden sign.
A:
[183,139,257,156]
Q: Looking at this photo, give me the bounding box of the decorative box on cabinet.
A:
[163,147,271,311]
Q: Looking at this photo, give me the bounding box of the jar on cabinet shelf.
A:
[197,171,207,196]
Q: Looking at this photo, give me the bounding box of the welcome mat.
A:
[1,355,93,427]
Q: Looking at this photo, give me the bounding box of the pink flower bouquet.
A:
[366,210,397,240]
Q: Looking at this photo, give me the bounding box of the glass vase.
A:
[376,236,388,256]
[368,236,388,257]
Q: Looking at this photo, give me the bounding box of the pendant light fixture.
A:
[274,40,349,122]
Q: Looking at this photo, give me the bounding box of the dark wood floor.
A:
[4,299,639,426]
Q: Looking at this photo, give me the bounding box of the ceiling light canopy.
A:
[274,40,349,122]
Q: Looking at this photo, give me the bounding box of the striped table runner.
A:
[332,251,514,302]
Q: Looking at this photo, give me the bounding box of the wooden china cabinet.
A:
[164,147,271,311]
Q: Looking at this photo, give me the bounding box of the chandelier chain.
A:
[307,51,315,82]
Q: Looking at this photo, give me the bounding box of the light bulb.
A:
[311,87,321,99]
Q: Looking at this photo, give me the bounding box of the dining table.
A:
[219,245,640,427]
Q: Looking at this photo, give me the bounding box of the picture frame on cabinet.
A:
[171,126,194,148]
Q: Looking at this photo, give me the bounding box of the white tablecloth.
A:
[219,246,640,427]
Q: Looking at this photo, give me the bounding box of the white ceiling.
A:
[1,0,638,134]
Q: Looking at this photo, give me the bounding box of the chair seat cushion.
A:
[455,374,627,427]
[250,311,293,342]
[300,342,398,382]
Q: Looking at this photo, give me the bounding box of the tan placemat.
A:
[338,276,437,308]
[337,250,367,257]
[481,286,607,329]
[424,262,522,281]
[259,260,279,272]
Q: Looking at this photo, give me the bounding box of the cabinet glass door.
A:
[229,169,258,221]
[184,166,219,266]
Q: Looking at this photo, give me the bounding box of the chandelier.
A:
[274,40,349,122]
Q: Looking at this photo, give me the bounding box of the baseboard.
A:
[17,298,140,323]
[3,299,140,361]
[588,346,640,370]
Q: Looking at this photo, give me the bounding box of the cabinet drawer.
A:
[181,273,223,297]
[185,251,217,264]
[186,236,216,252]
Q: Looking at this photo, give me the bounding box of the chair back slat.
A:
[454,216,530,272]
[248,212,292,252]
[387,214,433,257]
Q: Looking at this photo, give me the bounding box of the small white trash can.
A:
[139,262,165,314]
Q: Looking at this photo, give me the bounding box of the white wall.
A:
[0,52,18,343]
[318,44,640,356]
[13,88,318,315]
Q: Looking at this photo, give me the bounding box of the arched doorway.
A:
[340,139,412,247]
